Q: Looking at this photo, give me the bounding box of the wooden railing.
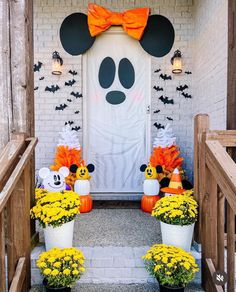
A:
[0,134,37,292]
[194,114,236,292]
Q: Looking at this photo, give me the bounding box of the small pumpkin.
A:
[80,195,93,213]
[141,195,160,213]
[74,179,90,196]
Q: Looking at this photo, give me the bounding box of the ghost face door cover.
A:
[98,56,135,105]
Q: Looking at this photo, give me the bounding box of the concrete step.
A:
[30,283,204,292]
[31,245,201,286]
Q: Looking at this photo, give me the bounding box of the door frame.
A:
[82,27,152,193]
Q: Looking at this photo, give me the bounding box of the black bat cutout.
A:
[159,95,174,105]
[176,85,189,92]
[34,61,43,72]
[65,79,76,86]
[154,69,161,73]
[159,73,172,80]
[182,92,192,99]
[69,70,78,76]
[45,85,60,93]
[39,76,45,80]
[34,87,39,91]
[65,121,74,126]
[74,110,80,114]
[67,99,72,102]
[72,126,81,131]
[154,109,160,114]
[185,71,192,75]
[55,104,68,111]
[153,122,165,129]
[70,91,82,98]
[167,117,173,121]
[153,86,163,92]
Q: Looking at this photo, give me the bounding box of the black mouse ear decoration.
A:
[140,164,147,172]
[139,15,175,57]
[160,177,170,189]
[70,164,78,173]
[87,164,95,173]
[60,13,95,56]
[182,180,193,190]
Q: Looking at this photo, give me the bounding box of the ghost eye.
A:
[99,57,116,89]
[54,175,57,181]
[118,58,135,89]
[57,175,60,180]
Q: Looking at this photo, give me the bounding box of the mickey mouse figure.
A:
[139,164,163,213]
[70,163,95,213]
[39,166,70,192]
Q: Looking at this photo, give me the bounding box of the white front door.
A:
[83,28,151,194]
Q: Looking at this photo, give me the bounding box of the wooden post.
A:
[0,0,11,150]
[194,114,209,243]
[217,191,225,273]
[7,1,37,245]
[6,166,31,291]
[202,166,218,291]
[227,201,235,291]
[0,212,6,292]
[227,0,236,132]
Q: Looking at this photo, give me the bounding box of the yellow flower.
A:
[72,263,78,268]
[162,257,168,264]
[38,262,47,268]
[51,269,59,276]
[64,256,71,261]
[43,268,52,275]
[53,262,61,268]
[72,269,79,275]
[63,269,71,275]
[79,267,85,272]
[48,257,56,263]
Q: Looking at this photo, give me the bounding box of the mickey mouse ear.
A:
[139,15,175,57]
[60,13,96,56]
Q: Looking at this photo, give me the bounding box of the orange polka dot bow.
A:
[88,3,150,40]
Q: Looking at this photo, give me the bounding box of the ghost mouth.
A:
[106,90,126,105]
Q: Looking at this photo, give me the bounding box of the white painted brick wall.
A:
[192,0,227,130]
[34,0,227,183]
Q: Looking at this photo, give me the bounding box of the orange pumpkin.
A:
[141,195,160,213]
[79,195,93,213]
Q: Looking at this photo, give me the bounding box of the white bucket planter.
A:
[160,221,195,252]
[74,179,90,196]
[44,220,74,251]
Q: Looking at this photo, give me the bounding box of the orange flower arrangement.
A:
[51,145,84,188]
[149,145,183,179]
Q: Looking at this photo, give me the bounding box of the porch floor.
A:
[32,204,203,291]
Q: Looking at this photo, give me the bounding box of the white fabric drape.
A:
[85,29,149,193]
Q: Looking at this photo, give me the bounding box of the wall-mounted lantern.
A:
[171,50,182,74]
[52,51,63,75]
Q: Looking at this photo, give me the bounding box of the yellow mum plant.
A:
[30,190,81,228]
[37,247,85,288]
[142,244,199,287]
[152,195,198,225]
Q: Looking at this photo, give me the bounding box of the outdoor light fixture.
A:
[52,51,63,75]
[171,50,182,74]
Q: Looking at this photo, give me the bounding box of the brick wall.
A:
[34,0,227,183]
[192,0,228,130]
